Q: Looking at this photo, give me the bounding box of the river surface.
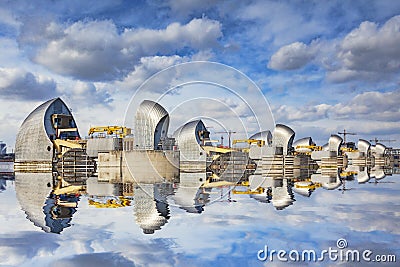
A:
[0,173,399,266]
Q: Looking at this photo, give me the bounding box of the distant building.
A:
[0,142,6,155]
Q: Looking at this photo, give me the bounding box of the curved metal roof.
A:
[358,139,371,155]
[249,130,272,145]
[173,120,207,163]
[371,143,386,155]
[357,169,370,183]
[293,137,314,147]
[15,98,79,162]
[328,134,343,154]
[272,124,295,155]
[134,100,169,150]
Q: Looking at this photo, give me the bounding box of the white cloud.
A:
[0,7,21,30]
[276,88,400,123]
[268,42,316,70]
[326,15,400,83]
[31,18,222,81]
[271,15,400,84]
[238,0,327,46]
[274,103,330,122]
[333,89,400,121]
[62,81,113,107]
[0,68,57,100]
[339,16,400,73]
[116,55,189,92]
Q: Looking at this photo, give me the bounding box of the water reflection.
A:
[0,177,7,192]
[13,165,399,235]
[134,183,172,234]
[173,172,210,213]
[14,172,78,233]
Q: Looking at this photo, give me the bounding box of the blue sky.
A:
[1,0,400,148]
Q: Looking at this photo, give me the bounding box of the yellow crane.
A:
[294,145,323,155]
[88,196,131,208]
[232,187,265,195]
[88,126,131,138]
[232,139,265,147]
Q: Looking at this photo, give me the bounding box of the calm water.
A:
[0,173,399,267]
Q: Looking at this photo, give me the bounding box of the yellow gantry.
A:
[88,126,131,138]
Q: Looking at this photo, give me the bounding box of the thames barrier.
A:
[12,97,400,233]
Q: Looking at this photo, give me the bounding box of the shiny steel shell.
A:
[358,139,371,155]
[249,130,272,145]
[328,134,343,154]
[134,100,169,150]
[173,120,207,162]
[15,98,79,162]
[272,124,295,155]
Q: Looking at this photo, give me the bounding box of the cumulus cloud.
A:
[29,18,222,81]
[0,68,57,100]
[268,42,316,70]
[326,15,400,83]
[274,103,330,121]
[63,81,113,107]
[333,89,400,121]
[277,89,400,122]
[116,55,189,91]
[270,15,400,83]
[339,16,400,73]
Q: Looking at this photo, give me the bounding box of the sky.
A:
[1,0,400,149]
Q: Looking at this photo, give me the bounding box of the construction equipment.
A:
[370,138,396,146]
[233,139,265,147]
[53,139,85,156]
[51,114,79,139]
[232,187,264,195]
[295,145,323,155]
[88,126,131,138]
[338,129,356,145]
[202,145,235,155]
[340,171,358,177]
[88,196,131,208]
[294,181,322,190]
[340,146,357,152]
[215,130,237,148]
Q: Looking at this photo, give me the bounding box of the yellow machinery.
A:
[53,139,85,157]
[233,139,265,147]
[232,187,265,195]
[201,145,235,155]
[294,181,322,190]
[88,126,131,138]
[340,147,357,152]
[88,196,131,208]
[52,175,85,195]
[295,145,323,151]
[294,145,323,155]
[340,171,358,177]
